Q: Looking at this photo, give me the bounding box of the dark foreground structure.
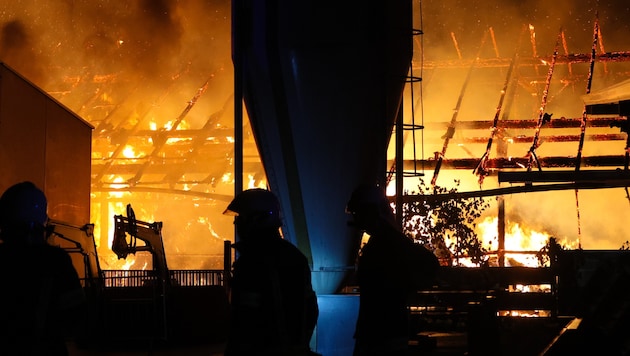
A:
[2,1,630,354]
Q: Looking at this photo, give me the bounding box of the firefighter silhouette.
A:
[223,188,319,356]
[347,184,439,356]
[0,181,85,355]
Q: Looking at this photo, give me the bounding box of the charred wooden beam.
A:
[400,179,630,203]
[498,169,630,183]
[453,133,626,145]
[92,187,234,202]
[438,266,555,288]
[398,155,626,171]
[91,160,262,177]
[425,117,625,130]
[96,118,626,139]
[586,100,630,117]
[98,127,234,139]
[421,51,630,69]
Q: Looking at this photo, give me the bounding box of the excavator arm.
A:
[112,204,170,286]
[47,219,101,288]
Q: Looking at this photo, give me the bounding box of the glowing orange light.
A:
[122,145,137,158]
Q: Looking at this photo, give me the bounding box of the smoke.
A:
[0,19,46,83]
[0,0,233,115]
[103,0,184,82]
[422,0,627,56]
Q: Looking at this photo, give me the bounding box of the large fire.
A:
[475,216,578,267]
[1,1,629,276]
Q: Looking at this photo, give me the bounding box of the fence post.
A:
[223,240,232,292]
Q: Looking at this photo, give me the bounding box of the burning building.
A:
[0,0,628,279]
[1,0,630,354]
[0,0,245,271]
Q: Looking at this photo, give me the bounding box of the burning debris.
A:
[0,0,629,267]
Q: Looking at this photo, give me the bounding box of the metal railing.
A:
[101,269,226,288]
[170,269,226,287]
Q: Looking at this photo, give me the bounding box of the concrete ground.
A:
[67,341,226,356]
[66,316,568,356]
[66,336,468,356]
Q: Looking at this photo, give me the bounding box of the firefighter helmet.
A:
[224,188,282,229]
[0,181,48,231]
[346,184,390,214]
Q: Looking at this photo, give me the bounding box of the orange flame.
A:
[476,217,577,267]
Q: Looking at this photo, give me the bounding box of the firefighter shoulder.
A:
[347,184,439,289]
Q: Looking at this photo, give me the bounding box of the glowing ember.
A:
[109,176,128,193]
[122,145,137,158]
[444,216,552,267]
[476,217,578,267]
[499,310,551,317]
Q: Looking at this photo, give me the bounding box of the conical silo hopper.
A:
[233,0,412,295]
